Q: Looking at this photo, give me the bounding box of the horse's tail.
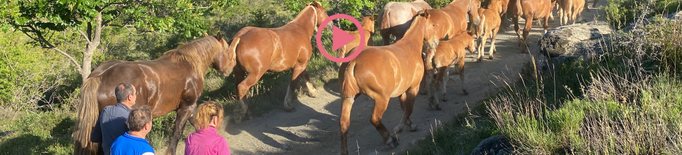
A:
[73,76,102,155]
[379,9,391,34]
[228,37,240,61]
[339,62,359,98]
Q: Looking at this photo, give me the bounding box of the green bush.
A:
[603,0,680,29]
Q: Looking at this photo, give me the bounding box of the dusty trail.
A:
[159,1,606,154]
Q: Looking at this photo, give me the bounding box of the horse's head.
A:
[362,16,375,33]
[207,32,235,77]
[468,0,482,26]
[307,1,332,31]
[415,9,439,49]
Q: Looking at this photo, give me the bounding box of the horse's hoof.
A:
[307,90,318,98]
[284,106,296,112]
[489,56,494,59]
[463,90,469,95]
[409,124,418,132]
[385,136,399,148]
[441,97,447,102]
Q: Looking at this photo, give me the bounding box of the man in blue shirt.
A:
[91,83,137,155]
[111,105,155,155]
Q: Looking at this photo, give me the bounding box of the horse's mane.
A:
[290,6,315,24]
[163,36,221,77]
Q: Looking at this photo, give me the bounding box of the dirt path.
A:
[159,1,607,154]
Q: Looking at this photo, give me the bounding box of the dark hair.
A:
[127,105,152,131]
[115,83,134,103]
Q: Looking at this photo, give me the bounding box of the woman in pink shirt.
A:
[185,102,231,155]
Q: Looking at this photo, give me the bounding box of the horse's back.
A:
[352,47,422,97]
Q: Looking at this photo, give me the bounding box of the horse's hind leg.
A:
[301,70,317,98]
[370,96,398,147]
[168,100,198,155]
[394,89,418,133]
[439,66,449,101]
[458,57,468,95]
[234,71,264,123]
[339,97,355,155]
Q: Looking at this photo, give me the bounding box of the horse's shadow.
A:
[222,80,341,152]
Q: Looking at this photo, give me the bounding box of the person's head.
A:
[194,101,224,130]
[115,83,136,106]
[127,105,153,136]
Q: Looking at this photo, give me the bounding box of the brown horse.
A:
[426,31,475,106]
[474,0,504,61]
[227,1,331,123]
[507,0,555,52]
[338,10,439,155]
[379,0,432,45]
[337,16,375,66]
[72,33,232,155]
[420,0,478,95]
[557,0,585,25]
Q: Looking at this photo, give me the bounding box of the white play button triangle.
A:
[332,26,356,51]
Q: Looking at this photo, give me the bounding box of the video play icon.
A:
[332,26,356,51]
[316,14,366,63]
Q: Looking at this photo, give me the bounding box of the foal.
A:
[474,0,504,61]
[557,0,585,25]
[337,16,375,66]
[426,31,475,106]
[338,10,439,155]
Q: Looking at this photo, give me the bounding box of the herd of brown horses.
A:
[72,0,592,154]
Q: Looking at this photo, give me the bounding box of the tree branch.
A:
[78,30,91,43]
[51,47,83,74]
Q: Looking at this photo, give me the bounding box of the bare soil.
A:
[158,1,607,154]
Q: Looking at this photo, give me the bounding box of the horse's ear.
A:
[424,9,430,18]
[203,33,209,37]
[215,32,223,42]
[369,16,374,21]
[411,8,417,16]
[311,1,320,7]
[304,2,309,6]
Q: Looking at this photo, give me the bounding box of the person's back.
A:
[110,105,155,155]
[110,133,155,155]
[185,102,231,155]
[91,83,137,155]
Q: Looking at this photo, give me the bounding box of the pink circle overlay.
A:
[316,14,365,63]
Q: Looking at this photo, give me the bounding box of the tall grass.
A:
[486,8,682,154]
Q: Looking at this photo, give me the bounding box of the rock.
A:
[470,135,512,155]
[538,21,613,66]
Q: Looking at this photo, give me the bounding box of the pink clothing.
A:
[185,126,231,155]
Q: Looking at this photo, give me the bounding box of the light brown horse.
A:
[72,33,232,155]
[507,0,555,52]
[474,0,504,61]
[227,1,331,123]
[426,31,475,106]
[419,0,479,95]
[337,16,375,66]
[379,0,432,45]
[338,10,439,155]
[557,0,585,25]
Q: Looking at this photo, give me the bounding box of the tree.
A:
[0,0,238,84]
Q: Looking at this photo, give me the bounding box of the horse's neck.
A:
[286,7,316,37]
[394,18,425,51]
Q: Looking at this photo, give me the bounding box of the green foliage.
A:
[425,0,453,8]
[0,109,75,154]
[0,31,70,108]
[603,0,680,29]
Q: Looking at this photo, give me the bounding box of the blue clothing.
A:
[110,132,155,155]
[91,103,131,155]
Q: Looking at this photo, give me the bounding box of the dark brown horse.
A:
[72,33,232,155]
[227,1,331,123]
[338,10,439,155]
